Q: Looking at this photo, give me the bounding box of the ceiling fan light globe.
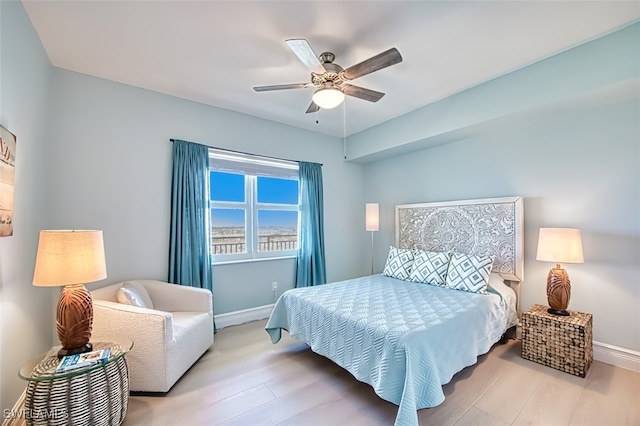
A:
[312,87,345,109]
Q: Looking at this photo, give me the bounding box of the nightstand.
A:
[17,339,132,426]
[521,304,593,377]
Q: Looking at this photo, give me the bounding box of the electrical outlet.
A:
[272,281,278,291]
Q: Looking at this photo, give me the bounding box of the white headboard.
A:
[395,196,524,282]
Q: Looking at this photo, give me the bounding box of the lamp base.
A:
[57,343,93,359]
[547,308,570,316]
[547,264,571,313]
[56,284,94,358]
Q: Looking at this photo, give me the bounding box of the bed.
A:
[265,196,524,426]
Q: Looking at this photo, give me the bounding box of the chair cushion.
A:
[116,281,154,309]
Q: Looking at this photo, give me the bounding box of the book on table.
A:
[56,347,111,373]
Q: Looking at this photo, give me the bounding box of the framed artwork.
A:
[0,124,16,237]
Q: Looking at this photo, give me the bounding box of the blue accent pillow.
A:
[382,246,414,281]
[445,252,494,294]
[409,250,451,286]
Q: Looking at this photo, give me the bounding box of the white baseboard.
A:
[215,304,275,330]
[594,341,640,373]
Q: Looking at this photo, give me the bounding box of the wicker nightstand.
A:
[521,304,593,377]
[17,340,132,426]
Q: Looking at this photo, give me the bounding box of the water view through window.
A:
[210,172,298,255]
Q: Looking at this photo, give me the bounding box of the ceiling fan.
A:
[253,39,403,113]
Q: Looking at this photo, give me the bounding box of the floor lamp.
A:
[366,203,379,275]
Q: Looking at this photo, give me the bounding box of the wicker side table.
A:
[521,304,592,377]
[18,340,132,426]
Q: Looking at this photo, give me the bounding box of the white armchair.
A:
[90,280,214,393]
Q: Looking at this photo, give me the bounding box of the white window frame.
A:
[209,148,299,263]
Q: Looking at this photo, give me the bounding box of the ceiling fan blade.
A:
[342,84,385,102]
[285,39,326,75]
[342,47,403,80]
[253,83,309,92]
[306,101,320,114]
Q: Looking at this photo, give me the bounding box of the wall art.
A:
[0,125,16,237]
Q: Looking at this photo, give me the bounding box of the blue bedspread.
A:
[265,274,515,426]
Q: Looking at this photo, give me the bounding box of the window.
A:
[209,149,299,262]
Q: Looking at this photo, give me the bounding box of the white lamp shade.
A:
[33,230,107,287]
[365,203,380,232]
[312,87,345,109]
[536,228,584,264]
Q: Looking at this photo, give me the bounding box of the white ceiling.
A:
[22,1,640,138]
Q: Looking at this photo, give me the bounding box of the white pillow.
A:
[487,273,509,297]
[382,246,414,281]
[409,250,450,286]
[445,252,494,294]
[487,273,519,327]
[116,281,154,309]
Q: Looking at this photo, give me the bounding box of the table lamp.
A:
[366,203,379,274]
[33,230,107,358]
[536,228,584,316]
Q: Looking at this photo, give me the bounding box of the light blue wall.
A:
[348,22,639,163]
[357,24,640,352]
[46,68,365,315]
[0,0,54,411]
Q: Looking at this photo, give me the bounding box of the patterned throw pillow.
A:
[382,246,414,280]
[445,252,495,294]
[409,250,451,286]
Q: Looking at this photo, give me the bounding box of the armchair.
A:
[90,280,214,393]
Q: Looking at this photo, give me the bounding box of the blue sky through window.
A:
[257,177,298,204]
[258,210,298,229]
[210,172,298,228]
[210,171,244,202]
[211,208,245,228]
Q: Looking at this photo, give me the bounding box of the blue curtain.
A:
[168,139,213,295]
[296,161,326,287]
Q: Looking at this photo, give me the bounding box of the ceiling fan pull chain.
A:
[343,101,347,160]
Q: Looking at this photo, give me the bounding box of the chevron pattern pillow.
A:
[382,246,414,280]
[445,252,495,294]
[409,250,451,286]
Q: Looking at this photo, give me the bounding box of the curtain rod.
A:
[170,139,322,166]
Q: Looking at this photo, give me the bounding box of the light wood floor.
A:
[124,320,640,426]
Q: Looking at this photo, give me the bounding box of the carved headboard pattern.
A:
[395,196,524,282]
